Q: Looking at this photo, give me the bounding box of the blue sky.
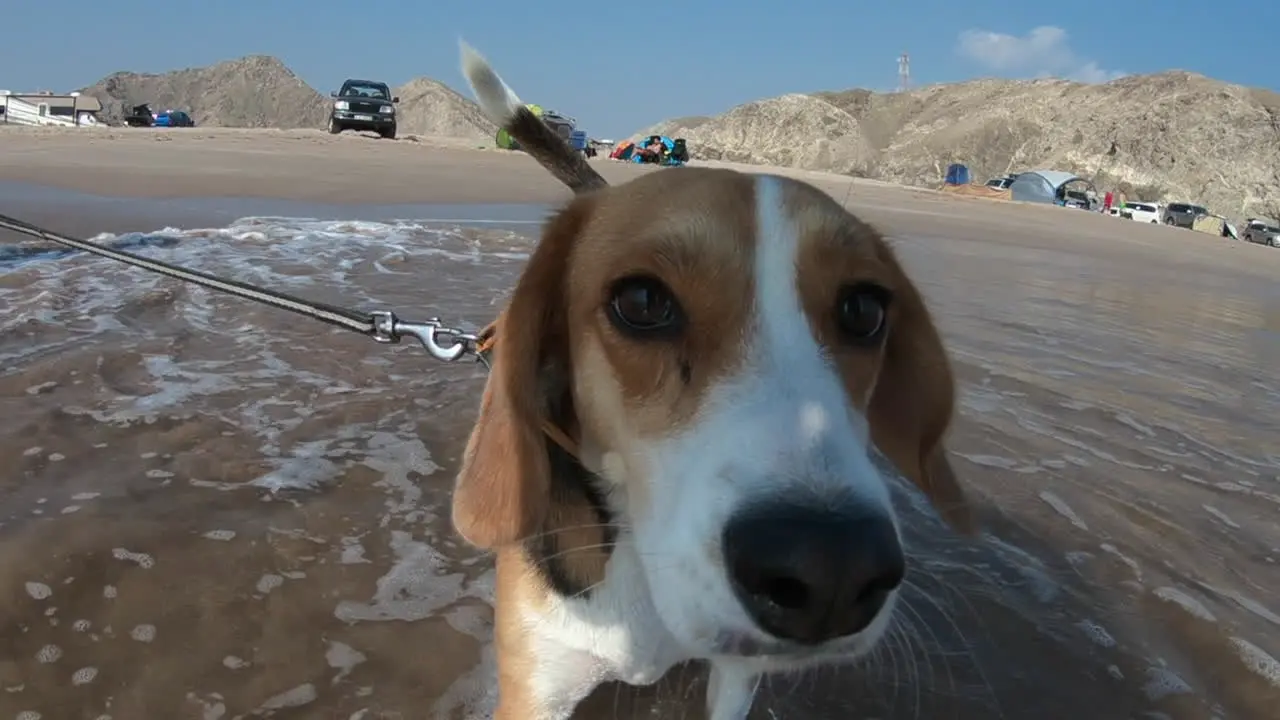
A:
[4,0,1277,138]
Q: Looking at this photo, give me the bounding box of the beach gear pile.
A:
[608,136,690,167]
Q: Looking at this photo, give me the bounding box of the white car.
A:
[1120,201,1162,224]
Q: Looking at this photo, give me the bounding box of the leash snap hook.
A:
[370,310,468,362]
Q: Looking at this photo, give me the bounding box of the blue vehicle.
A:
[153,109,195,128]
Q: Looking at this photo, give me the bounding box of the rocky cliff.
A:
[649,72,1280,220]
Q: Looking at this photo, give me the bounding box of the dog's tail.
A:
[459,40,608,195]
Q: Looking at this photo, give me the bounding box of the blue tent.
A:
[1010,170,1087,205]
[943,163,971,186]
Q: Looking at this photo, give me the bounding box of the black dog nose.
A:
[722,503,905,645]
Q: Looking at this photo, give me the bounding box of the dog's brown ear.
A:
[451,196,595,549]
[867,250,976,535]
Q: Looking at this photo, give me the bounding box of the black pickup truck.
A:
[327,79,399,139]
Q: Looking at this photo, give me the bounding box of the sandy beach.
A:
[0,126,656,206]
[1,126,1278,719]
[1,125,1266,263]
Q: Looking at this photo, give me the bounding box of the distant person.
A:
[641,136,666,163]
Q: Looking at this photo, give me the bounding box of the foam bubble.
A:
[251,454,342,493]
[201,530,236,541]
[339,536,371,565]
[35,644,62,663]
[1100,543,1141,579]
[333,530,465,623]
[1039,491,1089,531]
[256,683,318,711]
[1200,584,1280,626]
[432,645,499,720]
[222,656,249,670]
[71,667,98,685]
[255,574,284,595]
[110,547,155,568]
[130,624,157,642]
[956,453,1019,469]
[186,692,227,720]
[1075,619,1117,648]
[326,641,367,684]
[1142,666,1192,700]
[1228,637,1280,687]
[1153,587,1216,622]
[1202,505,1240,529]
[25,582,52,600]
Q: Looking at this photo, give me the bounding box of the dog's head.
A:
[452,164,972,662]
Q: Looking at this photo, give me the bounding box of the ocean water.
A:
[0,214,1277,719]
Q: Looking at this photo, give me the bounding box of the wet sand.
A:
[1,132,1279,719]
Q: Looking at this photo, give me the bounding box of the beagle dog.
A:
[454,42,974,720]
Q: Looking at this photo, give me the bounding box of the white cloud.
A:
[957,26,1125,83]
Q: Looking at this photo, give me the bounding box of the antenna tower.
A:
[897,52,911,93]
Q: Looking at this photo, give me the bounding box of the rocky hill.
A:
[392,78,495,142]
[648,72,1280,220]
[81,56,331,129]
[79,56,495,142]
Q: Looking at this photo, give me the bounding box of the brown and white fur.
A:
[454,41,975,720]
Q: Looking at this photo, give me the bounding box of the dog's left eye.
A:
[836,283,891,345]
[607,275,684,338]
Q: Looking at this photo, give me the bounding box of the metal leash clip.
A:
[369,310,483,364]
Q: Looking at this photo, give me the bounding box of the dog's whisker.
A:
[898,593,953,699]
[521,521,630,543]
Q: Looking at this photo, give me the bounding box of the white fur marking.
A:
[753,175,822,373]
[458,40,524,125]
[799,401,829,447]
[752,175,879,457]
[520,540,685,716]
[621,175,897,680]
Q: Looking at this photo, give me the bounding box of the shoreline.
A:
[3,127,1277,281]
[0,180,552,241]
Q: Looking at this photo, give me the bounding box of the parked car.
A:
[985,175,1015,190]
[328,79,399,139]
[154,109,195,128]
[1061,188,1096,210]
[123,103,155,127]
[1162,202,1209,229]
[1242,218,1280,247]
[1119,201,1162,224]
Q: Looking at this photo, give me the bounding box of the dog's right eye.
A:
[606,275,685,338]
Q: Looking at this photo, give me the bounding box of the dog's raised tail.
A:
[459,40,608,195]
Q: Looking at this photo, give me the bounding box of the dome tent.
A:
[943,163,970,186]
[1010,169,1093,206]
